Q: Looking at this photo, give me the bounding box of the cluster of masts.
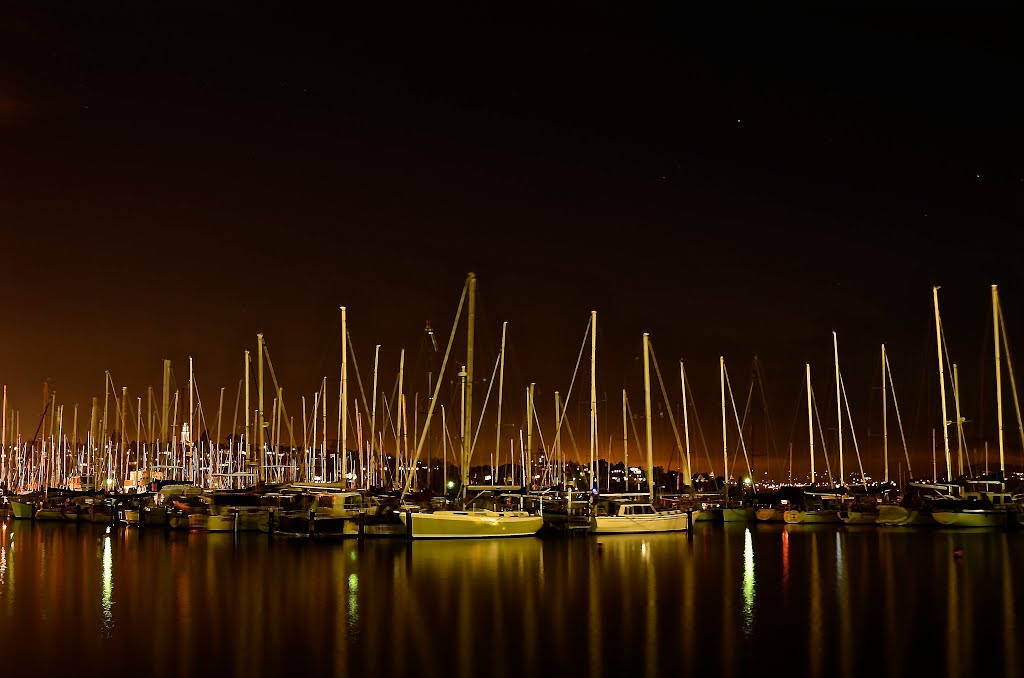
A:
[0,279,1021,500]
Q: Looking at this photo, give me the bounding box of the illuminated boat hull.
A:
[876,505,934,526]
[722,507,753,522]
[932,509,1007,528]
[36,507,76,521]
[83,506,114,524]
[141,507,168,527]
[839,510,878,524]
[755,508,786,522]
[590,510,689,534]
[784,509,841,524]
[235,508,270,532]
[205,514,237,532]
[399,510,543,539]
[11,500,36,519]
[122,509,141,525]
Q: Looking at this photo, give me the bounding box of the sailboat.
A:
[398,273,543,539]
[590,333,688,533]
[932,285,1019,528]
[784,360,841,524]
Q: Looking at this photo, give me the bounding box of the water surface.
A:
[0,520,1020,677]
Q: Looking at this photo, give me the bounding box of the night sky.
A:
[2,7,1021,478]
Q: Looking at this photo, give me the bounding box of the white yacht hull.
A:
[590,510,689,534]
[399,510,543,538]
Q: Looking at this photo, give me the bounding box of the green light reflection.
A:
[742,527,755,637]
[102,535,113,630]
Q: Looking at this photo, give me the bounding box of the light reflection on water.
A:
[742,527,755,638]
[0,520,1018,677]
[102,533,113,631]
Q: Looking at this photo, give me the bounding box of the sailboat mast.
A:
[189,356,194,472]
[526,383,534,489]
[952,363,964,478]
[216,387,224,478]
[244,350,250,476]
[833,332,843,488]
[341,306,348,486]
[680,361,692,493]
[642,333,654,503]
[320,377,327,481]
[590,310,597,494]
[806,363,814,485]
[1,385,6,489]
[992,284,1005,478]
[554,392,561,487]
[721,356,727,499]
[494,321,506,487]
[441,404,447,493]
[462,272,476,498]
[257,333,265,483]
[881,345,888,484]
[397,349,405,487]
[622,389,628,493]
[932,286,952,482]
[370,345,379,486]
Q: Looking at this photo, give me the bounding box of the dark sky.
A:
[1,6,1021,478]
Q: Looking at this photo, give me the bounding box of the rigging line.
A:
[562,413,584,465]
[381,394,400,446]
[550,315,593,457]
[531,404,548,469]
[469,346,503,459]
[680,374,716,477]
[731,377,754,477]
[647,341,693,491]
[723,364,754,480]
[345,329,373,432]
[785,370,807,457]
[838,371,868,491]
[996,296,1024,455]
[753,357,783,463]
[624,393,644,468]
[809,385,835,487]
[260,341,297,449]
[725,370,754,479]
[400,279,467,502]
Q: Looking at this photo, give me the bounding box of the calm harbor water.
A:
[0,520,1020,678]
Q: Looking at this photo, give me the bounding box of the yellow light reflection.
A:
[742,527,755,637]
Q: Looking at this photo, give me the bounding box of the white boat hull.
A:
[399,510,543,539]
[590,510,689,534]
